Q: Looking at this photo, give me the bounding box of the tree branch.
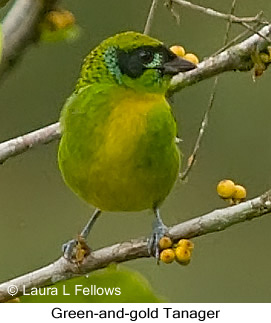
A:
[0,122,60,164]
[169,24,271,92]
[0,0,58,81]
[0,189,271,302]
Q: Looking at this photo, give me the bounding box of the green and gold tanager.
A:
[58,31,196,259]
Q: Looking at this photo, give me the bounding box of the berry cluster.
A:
[170,45,199,65]
[159,237,194,265]
[216,179,247,205]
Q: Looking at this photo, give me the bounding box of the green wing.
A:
[58,84,113,196]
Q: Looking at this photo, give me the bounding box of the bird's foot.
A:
[147,219,168,262]
[62,235,91,263]
[62,239,76,258]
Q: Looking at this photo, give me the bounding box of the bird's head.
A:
[77,31,196,94]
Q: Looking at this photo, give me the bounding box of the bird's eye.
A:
[139,50,154,64]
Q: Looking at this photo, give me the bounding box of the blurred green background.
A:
[1,0,271,302]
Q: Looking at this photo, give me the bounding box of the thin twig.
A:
[170,0,271,43]
[180,77,219,180]
[241,21,271,43]
[212,29,252,56]
[223,0,237,43]
[144,0,159,35]
[171,0,266,24]
[180,0,236,180]
[1,189,271,302]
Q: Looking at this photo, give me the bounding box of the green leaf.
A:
[20,265,163,303]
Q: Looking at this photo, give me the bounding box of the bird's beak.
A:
[162,56,197,75]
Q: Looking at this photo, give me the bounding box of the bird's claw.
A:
[147,220,168,261]
[62,239,78,260]
[62,236,91,263]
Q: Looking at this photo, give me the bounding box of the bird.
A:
[58,31,196,260]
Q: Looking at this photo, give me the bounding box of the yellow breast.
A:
[100,91,166,162]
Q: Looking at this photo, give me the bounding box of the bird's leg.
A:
[63,208,101,260]
[80,208,102,239]
[147,207,168,261]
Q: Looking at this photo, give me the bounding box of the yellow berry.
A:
[216,179,236,199]
[159,236,173,250]
[259,52,270,63]
[46,10,75,30]
[183,53,199,65]
[170,45,185,57]
[160,248,175,264]
[175,246,191,264]
[177,239,194,251]
[232,185,247,200]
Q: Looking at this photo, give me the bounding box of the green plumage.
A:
[58,31,194,213]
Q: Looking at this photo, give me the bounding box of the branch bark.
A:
[0,122,60,164]
[0,189,271,302]
[0,0,57,81]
